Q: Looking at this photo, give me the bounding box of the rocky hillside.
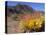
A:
[7,4,33,15]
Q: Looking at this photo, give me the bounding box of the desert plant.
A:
[18,15,45,32]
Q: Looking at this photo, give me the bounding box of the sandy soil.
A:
[7,17,20,34]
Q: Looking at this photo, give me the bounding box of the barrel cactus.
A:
[18,13,45,32]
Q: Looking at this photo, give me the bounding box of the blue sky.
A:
[7,1,45,11]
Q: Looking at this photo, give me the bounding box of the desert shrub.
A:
[12,14,21,21]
